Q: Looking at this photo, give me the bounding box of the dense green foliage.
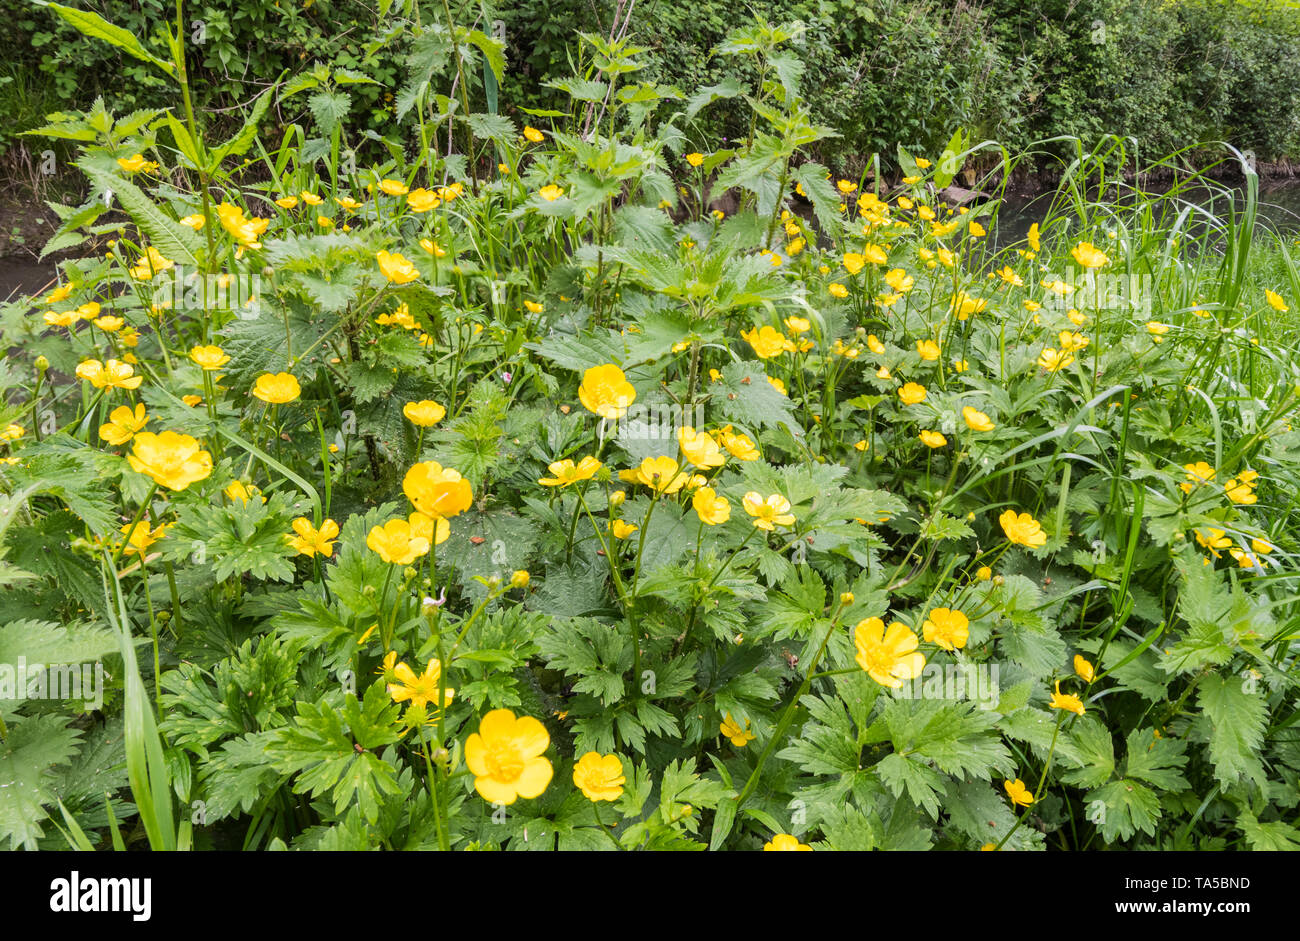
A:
[7,0,1300,172]
[1,4,1299,854]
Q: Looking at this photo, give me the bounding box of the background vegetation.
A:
[6,0,1300,181]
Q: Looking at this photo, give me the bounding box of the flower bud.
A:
[608,490,626,507]
[839,591,854,605]
[511,569,530,589]
[34,355,49,373]
[976,566,992,581]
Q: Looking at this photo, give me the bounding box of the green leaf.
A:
[1089,777,1163,843]
[81,163,201,266]
[465,30,506,85]
[42,3,175,77]
[210,83,279,165]
[269,684,404,824]
[0,619,120,673]
[1197,673,1267,787]
[0,714,82,849]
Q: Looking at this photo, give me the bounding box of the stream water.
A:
[993,178,1300,246]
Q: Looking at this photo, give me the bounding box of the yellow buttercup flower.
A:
[0,424,23,442]
[573,752,625,802]
[678,426,726,469]
[538,456,602,487]
[763,833,812,851]
[275,196,299,209]
[1265,289,1289,312]
[715,426,760,461]
[376,304,418,329]
[692,486,731,525]
[377,250,419,284]
[1000,509,1047,548]
[379,178,409,196]
[129,246,174,281]
[403,461,473,518]
[1073,655,1095,683]
[408,510,451,547]
[119,520,167,557]
[44,309,80,329]
[742,324,793,359]
[918,430,946,448]
[1180,461,1216,493]
[406,188,441,212]
[388,658,454,711]
[1230,547,1264,569]
[828,282,848,299]
[684,152,705,167]
[1223,473,1258,505]
[289,517,339,558]
[98,403,149,446]
[366,518,431,565]
[76,359,142,391]
[854,617,925,688]
[963,406,994,431]
[403,400,446,427]
[923,607,969,651]
[224,481,261,504]
[44,283,74,305]
[420,238,448,257]
[997,265,1024,287]
[189,345,230,371]
[116,153,159,174]
[252,372,301,404]
[898,382,927,405]
[1058,331,1089,353]
[720,713,755,747]
[579,363,637,419]
[538,184,565,202]
[1195,527,1232,558]
[127,431,213,491]
[524,300,544,314]
[609,520,638,540]
[1004,778,1035,807]
[465,709,553,805]
[620,456,686,495]
[950,293,987,320]
[215,202,269,248]
[742,492,795,531]
[916,339,940,361]
[1049,679,1086,715]
[1037,347,1074,372]
[523,126,545,143]
[1071,241,1109,268]
[884,268,914,293]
